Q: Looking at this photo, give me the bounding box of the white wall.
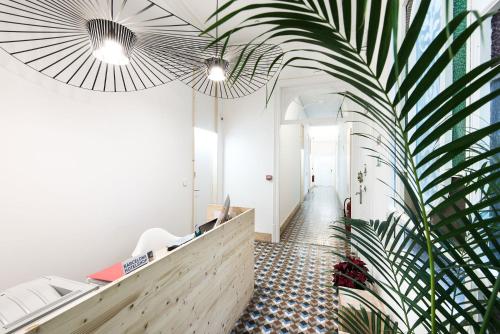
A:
[303,125,312,197]
[219,75,348,241]
[221,90,275,234]
[284,97,307,121]
[0,52,195,290]
[278,124,302,226]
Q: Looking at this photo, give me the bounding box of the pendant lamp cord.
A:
[111,0,114,20]
[216,0,219,58]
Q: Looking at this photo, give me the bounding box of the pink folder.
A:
[88,262,124,282]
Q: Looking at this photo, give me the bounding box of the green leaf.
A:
[480,277,500,334]
[401,57,499,125]
[412,86,500,154]
[356,0,367,52]
[416,123,500,168]
[420,146,500,181]
[406,60,500,135]
[205,2,499,332]
[426,165,499,205]
[365,0,382,65]
[328,0,340,29]
[394,11,470,107]
[376,0,396,77]
[398,13,492,110]
[342,0,352,42]
[385,0,431,92]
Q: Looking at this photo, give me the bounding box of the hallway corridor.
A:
[232,187,341,333]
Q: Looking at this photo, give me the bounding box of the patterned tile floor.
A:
[231,187,343,334]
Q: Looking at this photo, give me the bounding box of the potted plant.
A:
[206,1,499,333]
[333,256,373,290]
[334,257,389,333]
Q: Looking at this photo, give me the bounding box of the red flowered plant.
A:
[333,256,373,289]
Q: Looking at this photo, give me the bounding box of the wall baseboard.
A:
[280,202,301,235]
[255,232,272,242]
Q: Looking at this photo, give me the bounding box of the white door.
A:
[315,155,334,186]
[193,127,218,228]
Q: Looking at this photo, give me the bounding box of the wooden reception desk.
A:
[16,206,255,334]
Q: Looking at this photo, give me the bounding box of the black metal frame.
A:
[0,0,281,98]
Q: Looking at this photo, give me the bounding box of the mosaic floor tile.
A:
[231,187,342,334]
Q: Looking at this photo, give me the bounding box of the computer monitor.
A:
[214,195,230,228]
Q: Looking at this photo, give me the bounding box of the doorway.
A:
[192,93,220,230]
[193,127,218,228]
[309,125,338,188]
[275,82,354,242]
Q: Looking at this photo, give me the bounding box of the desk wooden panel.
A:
[17,206,255,334]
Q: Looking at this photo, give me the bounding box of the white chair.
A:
[132,228,193,257]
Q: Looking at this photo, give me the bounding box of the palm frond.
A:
[205,1,500,333]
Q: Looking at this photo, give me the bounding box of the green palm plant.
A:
[203,1,499,333]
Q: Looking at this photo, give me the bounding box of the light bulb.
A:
[92,39,129,66]
[205,57,229,82]
[207,65,226,81]
[86,19,136,66]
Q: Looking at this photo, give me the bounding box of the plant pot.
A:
[337,287,389,334]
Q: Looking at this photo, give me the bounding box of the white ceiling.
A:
[154,0,218,32]
[156,0,265,43]
[302,94,345,120]
[282,79,358,123]
[285,93,346,122]
[155,0,319,79]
